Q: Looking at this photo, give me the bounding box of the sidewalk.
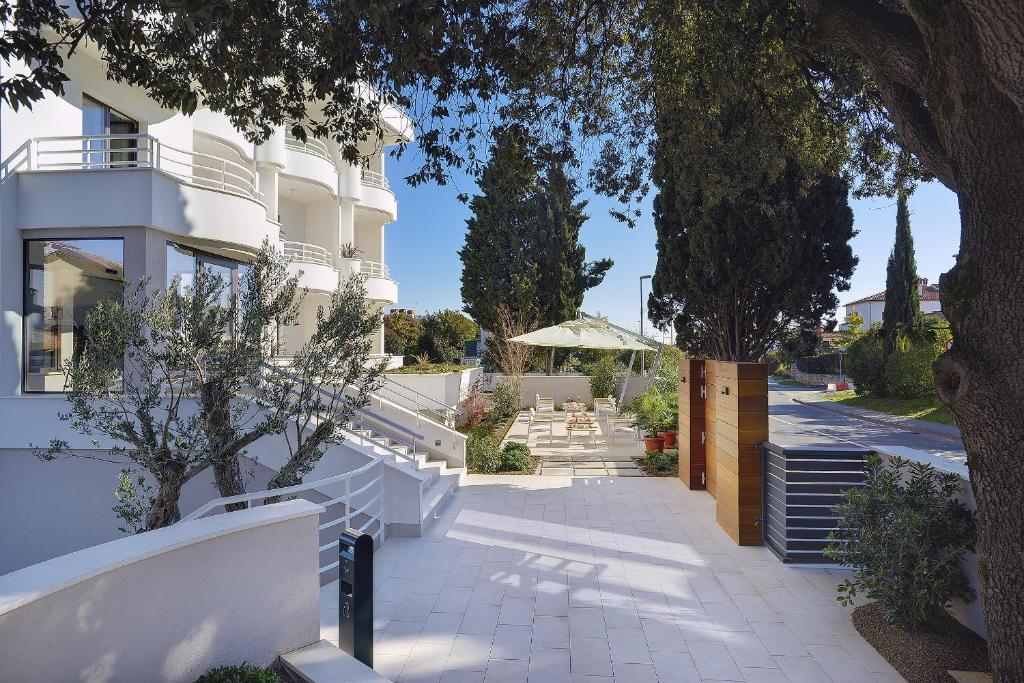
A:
[791,396,961,441]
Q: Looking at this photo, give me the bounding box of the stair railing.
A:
[375,376,461,428]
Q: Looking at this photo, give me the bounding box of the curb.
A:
[791,397,962,442]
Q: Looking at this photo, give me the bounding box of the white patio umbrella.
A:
[508,318,654,352]
[508,318,655,404]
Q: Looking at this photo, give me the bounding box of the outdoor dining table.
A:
[566,413,599,445]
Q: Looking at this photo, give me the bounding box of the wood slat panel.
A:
[716,362,769,381]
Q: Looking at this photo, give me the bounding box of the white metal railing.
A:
[182,457,386,575]
[360,260,391,279]
[377,376,461,428]
[284,132,332,162]
[282,240,333,267]
[360,169,389,190]
[26,134,261,201]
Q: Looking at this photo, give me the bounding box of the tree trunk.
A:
[212,456,246,512]
[145,473,187,529]
[545,347,555,375]
[925,5,1024,677]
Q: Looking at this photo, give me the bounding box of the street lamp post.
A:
[640,275,652,375]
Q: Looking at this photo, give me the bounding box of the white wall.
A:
[0,500,322,683]
[387,368,482,407]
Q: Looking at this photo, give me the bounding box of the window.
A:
[82,95,140,168]
[166,242,250,306]
[23,239,124,392]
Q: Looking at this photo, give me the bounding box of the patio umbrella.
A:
[509,318,655,404]
[508,318,654,351]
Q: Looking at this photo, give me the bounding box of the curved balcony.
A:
[282,133,338,196]
[282,240,339,292]
[15,134,277,252]
[360,260,398,304]
[358,169,397,221]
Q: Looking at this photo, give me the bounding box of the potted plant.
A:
[658,392,678,448]
[631,386,667,452]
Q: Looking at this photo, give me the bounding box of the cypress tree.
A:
[882,194,920,352]
[532,163,613,373]
[459,130,540,333]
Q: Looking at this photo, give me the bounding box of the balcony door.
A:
[82,95,140,168]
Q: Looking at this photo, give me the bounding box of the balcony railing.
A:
[24,134,261,201]
[284,132,332,162]
[360,260,391,279]
[282,240,333,267]
[360,169,389,190]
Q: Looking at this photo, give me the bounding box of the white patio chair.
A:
[529,407,554,443]
[594,396,617,420]
[536,394,555,413]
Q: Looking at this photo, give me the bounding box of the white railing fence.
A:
[377,375,461,428]
[284,132,332,162]
[282,240,334,267]
[182,457,385,577]
[26,134,261,201]
[360,260,391,279]
[361,168,389,190]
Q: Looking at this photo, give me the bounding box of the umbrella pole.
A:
[619,350,636,406]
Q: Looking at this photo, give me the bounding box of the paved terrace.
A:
[505,410,646,476]
[322,476,905,682]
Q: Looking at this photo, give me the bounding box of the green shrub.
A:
[762,347,790,375]
[644,449,678,471]
[582,353,622,400]
[844,326,886,395]
[884,331,949,399]
[630,385,668,436]
[491,377,522,419]
[500,441,533,471]
[194,664,280,683]
[388,363,472,375]
[825,453,976,630]
[466,432,501,473]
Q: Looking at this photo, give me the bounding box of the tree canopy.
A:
[882,194,921,349]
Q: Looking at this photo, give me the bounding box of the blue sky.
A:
[386,151,962,337]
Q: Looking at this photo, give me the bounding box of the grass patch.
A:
[824,390,955,426]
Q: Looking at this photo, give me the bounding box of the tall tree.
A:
[418,310,480,363]
[882,193,921,352]
[459,130,540,334]
[533,164,613,373]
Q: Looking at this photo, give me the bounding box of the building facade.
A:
[841,278,943,328]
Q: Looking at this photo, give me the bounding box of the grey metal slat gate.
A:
[760,442,872,563]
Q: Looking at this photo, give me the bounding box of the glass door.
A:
[82,95,140,168]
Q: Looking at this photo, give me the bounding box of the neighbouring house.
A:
[0,45,466,577]
[841,278,943,328]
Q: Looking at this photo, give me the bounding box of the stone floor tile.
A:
[569,607,608,638]
[721,630,777,669]
[498,597,536,626]
[640,617,688,653]
[650,651,702,682]
[528,647,571,683]
[490,624,534,661]
[447,634,495,673]
[611,662,658,682]
[690,641,745,681]
[533,615,570,649]
[748,621,807,657]
[460,605,500,635]
[375,654,409,681]
[773,655,832,683]
[484,658,529,683]
[806,643,872,683]
[569,637,613,677]
[739,667,790,682]
[441,671,486,683]
[421,611,466,644]
[607,627,653,664]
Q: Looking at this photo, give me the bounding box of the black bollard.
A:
[338,529,374,668]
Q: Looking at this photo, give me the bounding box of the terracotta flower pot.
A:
[643,436,665,453]
[659,430,677,448]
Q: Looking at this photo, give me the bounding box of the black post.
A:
[338,529,373,668]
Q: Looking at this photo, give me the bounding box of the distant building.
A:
[841,278,943,328]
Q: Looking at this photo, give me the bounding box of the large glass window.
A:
[82,95,140,168]
[166,242,250,304]
[23,239,124,392]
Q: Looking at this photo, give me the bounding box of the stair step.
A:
[421,471,461,522]
[279,639,388,682]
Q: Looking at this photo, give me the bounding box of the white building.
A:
[0,43,465,575]
[841,278,943,328]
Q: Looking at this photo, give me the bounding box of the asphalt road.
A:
[767,379,968,467]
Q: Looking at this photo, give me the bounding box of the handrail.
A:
[359,260,391,279]
[27,134,261,202]
[282,240,333,267]
[284,132,332,162]
[360,169,389,190]
[262,361,425,443]
[377,376,461,429]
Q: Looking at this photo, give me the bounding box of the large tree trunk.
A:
[212,456,246,511]
[924,4,1024,678]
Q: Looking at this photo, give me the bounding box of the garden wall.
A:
[0,500,323,682]
[516,373,593,407]
[387,367,482,407]
[787,367,847,386]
